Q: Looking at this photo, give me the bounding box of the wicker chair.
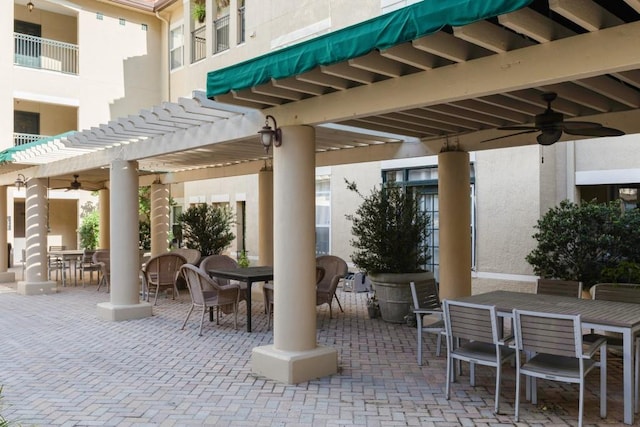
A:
[93,249,110,292]
[443,299,515,414]
[514,309,607,426]
[170,248,201,265]
[180,264,241,335]
[199,254,247,304]
[536,278,582,298]
[315,255,348,319]
[410,280,445,365]
[142,252,187,305]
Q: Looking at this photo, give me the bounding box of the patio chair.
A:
[93,249,110,292]
[316,255,348,319]
[200,254,247,305]
[47,245,66,282]
[170,247,201,265]
[75,249,100,286]
[513,309,607,427]
[142,252,187,305]
[583,282,640,412]
[263,282,274,330]
[410,280,445,365]
[180,264,241,335]
[536,278,582,298]
[442,299,515,414]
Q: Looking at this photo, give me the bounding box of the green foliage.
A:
[237,250,250,268]
[600,261,640,284]
[78,210,99,250]
[192,1,206,22]
[526,199,640,288]
[346,180,430,274]
[178,204,235,256]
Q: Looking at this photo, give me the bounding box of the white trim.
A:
[576,168,640,185]
[13,91,80,107]
[210,194,230,203]
[188,195,205,204]
[472,271,538,283]
[271,18,331,49]
[235,192,246,202]
[316,166,331,176]
[381,153,477,170]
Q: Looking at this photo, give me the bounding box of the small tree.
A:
[78,209,99,250]
[178,203,235,256]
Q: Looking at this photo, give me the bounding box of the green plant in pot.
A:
[346,180,432,323]
[178,203,235,256]
[192,0,206,23]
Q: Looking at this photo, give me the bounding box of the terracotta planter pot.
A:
[369,271,435,323]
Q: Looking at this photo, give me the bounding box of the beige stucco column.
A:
[98,188,110,249]
[252,125,338,384]
[97,160,152,321]
[150,183,170,256]
[438,151,472,299]
[17,178,55,295]
[0,186,14,282]
[258,166,273,266]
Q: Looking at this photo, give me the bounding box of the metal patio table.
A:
[451,290,640,425]
[48,249,84,287]
[207,266,274,333]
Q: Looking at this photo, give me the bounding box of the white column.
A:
[438,151,472,299]
[0,186,15,282]
[258,166,273,266]
[97,160,152,321]
[150,183,170,256]
[17,178,55,295]
[98,188,110,249]
[252,125,337,384]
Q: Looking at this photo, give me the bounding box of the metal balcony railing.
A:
[14,33,79,75]
[191,26,207,63]
[213,14,230,54]
[13,132,49,146]
[238,6,245,44]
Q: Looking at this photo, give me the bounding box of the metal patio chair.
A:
[536,278,582,298]
[410,280,445,365]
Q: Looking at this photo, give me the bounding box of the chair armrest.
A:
[498,335,515,347]
[413,308,442,316]
[583,336,607,359]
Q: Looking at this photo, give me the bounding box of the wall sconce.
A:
[257,115,282,154]
[15,174,27,190]
[27,1,34,12]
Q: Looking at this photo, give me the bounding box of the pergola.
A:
[1,0,639,416]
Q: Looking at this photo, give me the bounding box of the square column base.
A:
[252,344,338,384]
[0,271,16,283]
[17,280,57,295]
[97,301,153,321]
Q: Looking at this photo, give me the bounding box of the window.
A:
[316,176,331,255]
[213,14,230,53]
[169,24,184,70]
[237,0,245,44]
[382,165,476,281]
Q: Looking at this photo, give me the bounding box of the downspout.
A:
[155,10,171,102]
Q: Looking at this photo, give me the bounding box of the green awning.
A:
[207,0,532,98]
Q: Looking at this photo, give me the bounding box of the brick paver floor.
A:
[0,275,632,426]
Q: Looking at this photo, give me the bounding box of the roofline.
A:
[103,0,177,13]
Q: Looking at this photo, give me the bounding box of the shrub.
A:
[178,204,235,256]
[78,210,99,250]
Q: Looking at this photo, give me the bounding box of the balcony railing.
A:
[14,132,49,146]
[238,6,245,44]
[213,14,230,54]
[14,33,78,75]
[191,26,207,63]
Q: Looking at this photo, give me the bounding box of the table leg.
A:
[246,280,252,332]
[624,329,634,424]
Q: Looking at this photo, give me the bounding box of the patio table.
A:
[49,249,84,287]
[451,290,640,425]
[207,266,274,333]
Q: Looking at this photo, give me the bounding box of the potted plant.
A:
[192,0,206,23]
[346,180,432,323]
[178,203,235,256]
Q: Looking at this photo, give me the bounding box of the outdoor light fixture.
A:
[14,174,27,190]
[257,115,281,154]
[27,1,34,12]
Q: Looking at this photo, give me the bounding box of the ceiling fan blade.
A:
[564,126,625,137]
[481,129,538,143]
[497,125,538,131]
[537,129,563,146]
[561,121,604,131]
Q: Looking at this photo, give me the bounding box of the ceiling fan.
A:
[67,174,82,191]
[483,92,625,145]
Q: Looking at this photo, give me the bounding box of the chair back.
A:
[49,245,65,251]
[443,300,499,346]
[92,249,110,272]
[145,253,187,285]
[82,249,96,264]
[536,278,582,297]
[513,309,582,358]
[180,264,208,305]
[316,255,348,294]
[171,248,201,265]
[410,279,440,312]
[199,254,238,286]
[591,282,640,303]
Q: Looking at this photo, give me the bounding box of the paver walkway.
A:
[0,276,630,426]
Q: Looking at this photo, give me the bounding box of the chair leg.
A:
[416,317,423,366]
[181,305,194,330]
[514,370,521,422]
[494,361,501,414]
[199,306,206,336]
[436,333,443,357]
[445,353,452,400]
[635,338,639,413]
[578,381,584,427]
[600,343,607,418]
[334,293,344,312]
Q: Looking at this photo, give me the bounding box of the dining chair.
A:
[513,309,607,427]
[180,264,241,335]
[93,249,110,292]
[535,278,582,298]
[583,282,640,412]
[410,281,445,365]
[316,255,348,319]
[47,245,66,282]
[263,282,274,330]
[442,299,515,414]
[142,252,187,305]
[170,247,201,265]
[76,249,100,286]
[200,254,247,305]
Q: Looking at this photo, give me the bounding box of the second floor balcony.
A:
[13,132,50,147]
[14,32,78,75]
